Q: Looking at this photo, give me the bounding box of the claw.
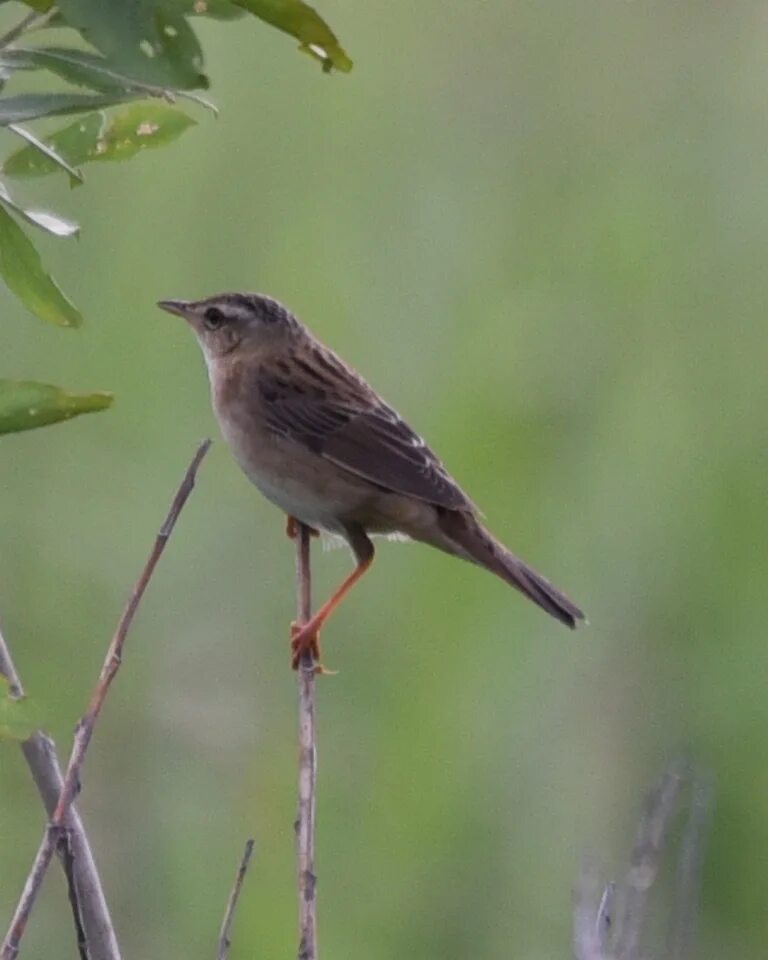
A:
[290,620,319,656]
[300,660,338,677]
[289,621,336,675]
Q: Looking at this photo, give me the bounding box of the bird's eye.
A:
[204,307,226,331]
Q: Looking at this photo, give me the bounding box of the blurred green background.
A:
[2,1,768,956]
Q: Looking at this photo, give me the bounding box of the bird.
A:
[158,292,585,668]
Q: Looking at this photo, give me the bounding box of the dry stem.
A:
[573,757,712,960]
[1,440,210,960]
[0,626,122,960]
[295,523,318,960]
[216,839,255,960]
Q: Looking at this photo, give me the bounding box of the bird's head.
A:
[158,292,299,359]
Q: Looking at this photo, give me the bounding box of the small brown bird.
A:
[159,293,585,667]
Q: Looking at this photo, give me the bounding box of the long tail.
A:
[435,510,586,628]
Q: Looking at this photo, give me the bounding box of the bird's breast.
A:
[213,396,372,533]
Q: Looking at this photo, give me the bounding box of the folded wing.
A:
[257,365,474,512]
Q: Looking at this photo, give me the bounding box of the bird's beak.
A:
[157,299,191,318]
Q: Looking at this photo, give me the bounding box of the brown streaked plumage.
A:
[158,292,586,668]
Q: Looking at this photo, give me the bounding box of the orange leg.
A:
[291,550,374,670]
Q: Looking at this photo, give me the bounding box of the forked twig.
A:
[216,839,255,960]
[295,524,318,960]
[1,440,211,960]
[0,626,122,960]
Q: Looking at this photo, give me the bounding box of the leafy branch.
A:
[0,0,351,435]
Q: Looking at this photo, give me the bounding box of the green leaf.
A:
[0,47,144,93]
[0,205,82,325]
[56,0,208,90]
[0,181,79,236]
[0,49,215,115]
[0,692,40,742]
[16,0,55,11]
[4,112,102,177]
[0,380,112,435]
[4,103,196,178]
[0,91,137,125]
[232,0,352,73]
[7,122,84,184]
[85,101,197,162]
[184,0,246,19]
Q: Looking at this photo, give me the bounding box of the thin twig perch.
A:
[216,839,255,960]
[295,523,318,960]
[0,626,122,960]
[1,440,211,960]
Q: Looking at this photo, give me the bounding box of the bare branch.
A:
[0,628,122,960]
[573,757,712,960]
[1,440,211,960]
[0,631,23,698]
[573,866,615,960]
[216,839,255,960]
[295,524,318,960]
[668,770,713,960]
[57,828,89,960]
[615,759,686,960]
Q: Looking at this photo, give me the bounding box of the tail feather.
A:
[435,511,586,628]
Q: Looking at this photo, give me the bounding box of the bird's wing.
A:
[256,361,475,512]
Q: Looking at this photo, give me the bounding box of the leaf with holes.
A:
[183,0,246,19]
[232,0,352,72]
[0,380,113,435]
[0,206,82,326]
[4,103,196,178]
[56,0,208,89]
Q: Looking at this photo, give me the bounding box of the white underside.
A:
[320,530,412,551]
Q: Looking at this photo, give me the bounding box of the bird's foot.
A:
[290,622,336,675]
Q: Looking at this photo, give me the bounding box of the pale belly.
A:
[218,410,379,534]
[248,468,362,533]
